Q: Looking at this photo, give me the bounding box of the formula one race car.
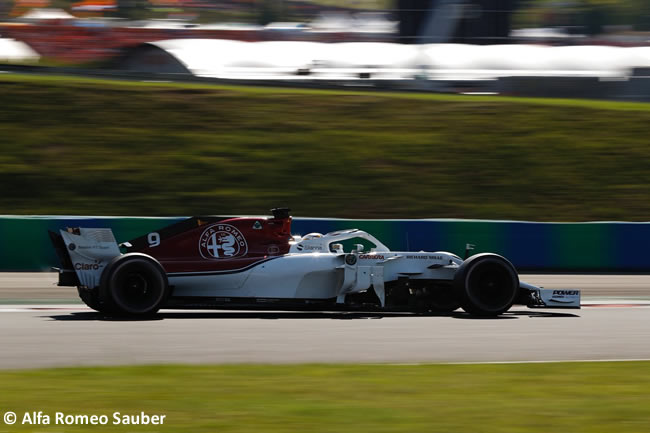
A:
[49,209,580,316]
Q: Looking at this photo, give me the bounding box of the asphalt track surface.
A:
[1,273,649,369]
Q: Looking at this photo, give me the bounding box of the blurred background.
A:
[1,0,650,64]
[1,0,650,222]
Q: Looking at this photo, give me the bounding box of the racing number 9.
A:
[147,232,161,247]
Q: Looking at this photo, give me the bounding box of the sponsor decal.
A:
[268,245,280,255]
[359,254,385,260]
[253,221,263,230]
[199,224,248,259]
[74,261,103,271]
[296,244,323,251]
[77,245,110,250]
[406,255,442,260]
[553,290,579,296]
[68,243,76,251]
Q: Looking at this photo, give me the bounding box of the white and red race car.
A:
[49,208,580,316]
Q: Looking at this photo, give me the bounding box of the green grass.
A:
[1,362,649,432]
[2,73,650,220]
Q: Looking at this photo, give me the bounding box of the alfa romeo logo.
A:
[199,224,248,259]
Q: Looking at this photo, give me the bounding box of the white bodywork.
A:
[59,228,580,309]
[168,229,463,306]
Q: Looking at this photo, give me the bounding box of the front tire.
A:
[453,254,519,316]
[100,254,169,316]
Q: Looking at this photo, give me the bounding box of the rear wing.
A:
[48,230,78,286]
[49,228,121,289]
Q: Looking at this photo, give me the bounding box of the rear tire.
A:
[453,254,519,316]
[100,254,169,316]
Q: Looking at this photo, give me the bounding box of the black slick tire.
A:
[99,253,169,316]
[453,253,519,316]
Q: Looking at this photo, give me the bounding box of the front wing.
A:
[522,282,581,309]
